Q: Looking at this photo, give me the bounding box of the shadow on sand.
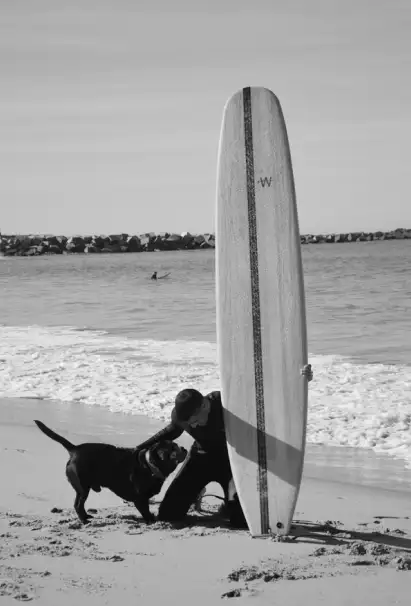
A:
[283,519,411,551]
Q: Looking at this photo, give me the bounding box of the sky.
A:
[1,0,410,236]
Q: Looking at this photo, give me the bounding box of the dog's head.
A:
[144,441,187,481]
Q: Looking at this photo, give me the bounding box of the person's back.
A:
[136,390,226,454]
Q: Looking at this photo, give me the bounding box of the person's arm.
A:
[135,421,184,451]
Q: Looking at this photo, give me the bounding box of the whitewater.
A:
[1,243,410,466]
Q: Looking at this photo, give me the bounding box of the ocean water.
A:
[1,241,411,466]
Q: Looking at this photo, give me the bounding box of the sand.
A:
[1,397,411,605]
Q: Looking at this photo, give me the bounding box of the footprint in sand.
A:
[18,493,48,502]
[4,448,27,454]
[13,593,34,602]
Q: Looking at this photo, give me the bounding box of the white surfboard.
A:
[216,87,308,536]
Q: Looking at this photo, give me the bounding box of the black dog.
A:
[34,420,187,524]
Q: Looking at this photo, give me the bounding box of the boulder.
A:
[127,235,141,252]
[166,234,183,250]
[193,234,205,247]
[153,234,167,250]
[85,245,100,253]
[67,236,86,250]
[15,237,31,251]
[393,229,405,240]
[29,235,45,246]
[91,236,107,249]
[108,234,126,245]
[201,233,215,248]
[48,245,63,254]
[66,240,85,253]
[48,236,67,249]
[25,246,40,256]
[181,232,195,248]
[139,233,156,251]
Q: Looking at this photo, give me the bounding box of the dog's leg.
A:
[133,497,156,524]
[74,490,92,524]
[66,463,92,524]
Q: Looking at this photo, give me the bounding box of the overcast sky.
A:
[1,0,410,235]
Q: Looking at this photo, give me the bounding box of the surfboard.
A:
[215,87,308,536]
[148,272,171,281]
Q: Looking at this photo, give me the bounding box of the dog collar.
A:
[139,449,165,481]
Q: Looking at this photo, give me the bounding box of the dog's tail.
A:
[34,420,75,452]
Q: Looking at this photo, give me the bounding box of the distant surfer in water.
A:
[151,271,171,280]
[135,365,313,529]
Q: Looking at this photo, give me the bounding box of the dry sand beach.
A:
[1,397,411,605]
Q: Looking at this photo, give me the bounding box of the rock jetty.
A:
[0,229,410,257]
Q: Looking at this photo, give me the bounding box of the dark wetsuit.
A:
[136,391,246,526]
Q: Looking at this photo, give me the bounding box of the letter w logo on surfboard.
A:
[258,177,272,187]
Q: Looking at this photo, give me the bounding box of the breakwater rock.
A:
[0,232,215,256]
[300,228,411,244]
[1,228,410,257]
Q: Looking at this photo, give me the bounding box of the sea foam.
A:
[1,325,410,466]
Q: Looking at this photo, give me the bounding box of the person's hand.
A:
[301,364,313,382]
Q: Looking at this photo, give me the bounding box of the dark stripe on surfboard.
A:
[242,87,269,534]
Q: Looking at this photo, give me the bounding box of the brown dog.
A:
[34,420,187,524]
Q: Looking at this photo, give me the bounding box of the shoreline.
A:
[1,396,411,603]
[2,396,411,495]
[3,396,411,499]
